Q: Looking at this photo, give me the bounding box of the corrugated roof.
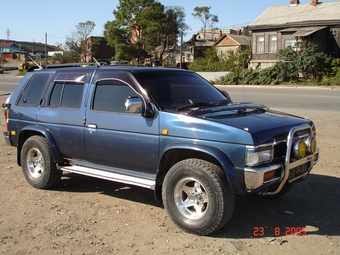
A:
[249,2,340,28]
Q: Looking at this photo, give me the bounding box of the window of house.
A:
[269,35,277,53]
[284,39,298,50]
[17,74,51,107]
[92,80,138,113]
[217,50,223,59]
[256,36,265,53]
[49,82,84,109]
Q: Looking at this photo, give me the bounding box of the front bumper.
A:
[243,124,319,195]
[244,148,319,192]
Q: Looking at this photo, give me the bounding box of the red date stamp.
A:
[253,226,307,237]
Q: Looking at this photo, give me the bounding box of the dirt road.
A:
[0,95,339,255]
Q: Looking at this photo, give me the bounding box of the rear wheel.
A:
[21,135,62,189]
[162,158,235,235]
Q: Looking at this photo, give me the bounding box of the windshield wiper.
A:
[216,99,229,106]
[177,100,230,111]
[177,102,214,111]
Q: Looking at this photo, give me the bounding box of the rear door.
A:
[37,70,92,160]
[84,76,159,175]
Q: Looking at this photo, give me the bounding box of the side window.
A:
[49,82,84,109]
[17,74,51,106]
[92,80,138,113]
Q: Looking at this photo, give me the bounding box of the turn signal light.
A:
[264,170,275,181]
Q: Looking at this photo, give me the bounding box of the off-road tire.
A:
[21,135,62,189]
[162,158,235,236]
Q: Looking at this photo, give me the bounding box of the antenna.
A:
[28,56,42,70]
[93,57,100,67]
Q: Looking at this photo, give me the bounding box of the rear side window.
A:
[49,82,84,109]
[92,80,138,113]
[17,74,51,107]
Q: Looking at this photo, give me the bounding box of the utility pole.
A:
[179,32,183,69]
[45,33,47,66]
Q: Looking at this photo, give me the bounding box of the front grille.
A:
[273,141,287,163]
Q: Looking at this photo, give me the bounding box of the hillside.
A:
[0,39,62,53]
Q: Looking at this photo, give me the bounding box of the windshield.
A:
[133,70,228,110]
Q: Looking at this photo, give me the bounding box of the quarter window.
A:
[17,74,51,107]
[256,35,265,53]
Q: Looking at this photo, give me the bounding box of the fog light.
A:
[293,139,307,159]
[306,136,316,153]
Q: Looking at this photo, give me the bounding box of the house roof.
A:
[249,1,340,29]
[0,42,18,48]
[280,26,327,36]
[215,34,251,46]
[196,29,238,40]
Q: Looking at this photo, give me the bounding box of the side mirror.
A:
[218,89,233,103]
[125,97,142,113]
[125,96,156,118]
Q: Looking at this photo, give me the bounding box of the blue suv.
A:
[3,65,319,235]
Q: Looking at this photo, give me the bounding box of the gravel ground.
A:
[0,95,339,255]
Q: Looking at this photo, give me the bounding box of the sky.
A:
[1,0,337,46]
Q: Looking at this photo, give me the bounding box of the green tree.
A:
[277,42,332,82]
[158,6,189,63]
[192,6,218,38]
[104,0,188,63]
[104,0,163,62]
[65,20,96,61]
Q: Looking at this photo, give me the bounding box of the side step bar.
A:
[60,165,156,190]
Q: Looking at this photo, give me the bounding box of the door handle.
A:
[88,124,97,129]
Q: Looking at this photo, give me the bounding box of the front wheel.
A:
[21,135,62,189]
[162,159,235,235]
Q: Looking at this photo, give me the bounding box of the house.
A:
[214,32,251,59]
[248,0,340,69]
[163,36,215,66]
[0,42,26,60]
[81,36,115,62]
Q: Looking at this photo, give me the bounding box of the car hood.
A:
[184,103,311,144]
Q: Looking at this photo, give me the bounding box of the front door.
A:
[84,79,159,175]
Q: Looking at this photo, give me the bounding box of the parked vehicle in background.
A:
[110,61,121,65]
[0,66,3,73]
[2,65,319,236]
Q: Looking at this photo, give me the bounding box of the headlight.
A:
[293,139,307,159]
[246,145,273,166]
